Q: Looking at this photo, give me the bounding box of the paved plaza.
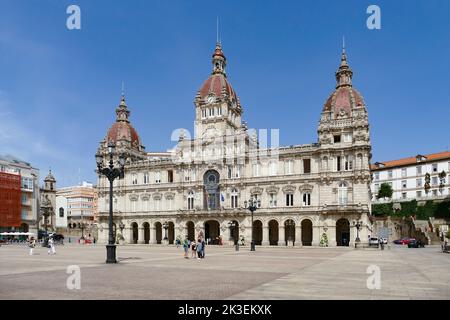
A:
[0,244,449,300]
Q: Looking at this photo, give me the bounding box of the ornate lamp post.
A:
[353,220,363,247]
[95,142,126,264]
[244,198,260,251]
[228,221,239,251]
[163,221,169,243]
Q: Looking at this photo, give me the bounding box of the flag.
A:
[221,193,225,202]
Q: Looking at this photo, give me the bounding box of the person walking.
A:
[201,238,206,259]
[48,236,56,255]
[183,237,190,259]
[28,237,36,255]
[190,239,197,258]
[196,239,203,260]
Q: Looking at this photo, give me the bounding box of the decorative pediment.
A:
[266,186,280,195]
[282,185,296,194]
[165,192,175,200]
[299,184,314,192]
[152,193,162,200]
[140,193,151,201]
[250,187,263,195]
[129,194,139,201]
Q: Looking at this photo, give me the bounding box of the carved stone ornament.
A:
[282,185,296,194]
[140,193,151,201]
[152,193,162,200]
[250,187,263,195]
[129,194,139,201]
[165,192,175,200]
[266,186,280,195]
[299,184,314,192]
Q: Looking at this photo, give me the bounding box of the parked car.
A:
[408,239,425,248]
[393,237,414,245]
[369,237,379,247]
[380,238,388,244]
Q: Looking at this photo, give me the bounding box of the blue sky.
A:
[0,0,449,187]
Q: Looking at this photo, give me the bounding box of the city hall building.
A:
[96,42,373,247]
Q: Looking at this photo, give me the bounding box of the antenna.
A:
[121,81,125,97]
[216,17,220,44]
[342,35,346,53]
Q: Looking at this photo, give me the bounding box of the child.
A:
[28,237,36,255]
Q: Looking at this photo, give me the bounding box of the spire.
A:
[212,19,226,76]
[335,39,353,88]
[116,87,130,122]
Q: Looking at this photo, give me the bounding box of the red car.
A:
[393,237,415,245]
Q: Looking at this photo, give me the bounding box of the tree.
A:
[372,203,394,216]
[424,173,431,195]
[377,183,393,199]
[439,170,446,194]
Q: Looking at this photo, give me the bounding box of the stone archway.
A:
[268,220,279,245]
[186,221,195,241]
[253,220,263,245]
[154,222,162,244]
[143,222,150,244]
[168,222,175,244]
[204,220,220,244]
[301,219,313,246]
[131,222,138,244]
[336,218,350,247]
[284,219,295,245]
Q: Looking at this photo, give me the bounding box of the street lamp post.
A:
[228,221,239,251]
[163,221,169,244]
[353,220,363,248]
[96,142,126,264]
[244,198,260,251]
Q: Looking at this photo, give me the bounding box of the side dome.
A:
[105,96,144,151]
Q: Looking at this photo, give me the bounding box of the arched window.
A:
[231,188,238,208]
[59,207,64,218]
[345,155,354,171]
[322,157,328,171]
[188,191,194,210]
[338,182,348,206]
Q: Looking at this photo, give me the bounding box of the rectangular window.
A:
[402,180,407,189]
[227,166,232,179]
[336,156,342,172]
[168,170,173,183]
[432,176,438,185]
[388,170,393,179]
[302,193,311,206]
[416,166,422,175]
[269,161,278,176]
[303,159,311,174]
[235,165,241,178]
[345,155,353,171]
[132,174,138,185]
[416,178,422,188]
[285,160,294,175]
[374,172,379,181]
[401,168,407,178]
[416,191,422,198]
[143,172,149,184]
[285,194,294,207]
[432,189,438,196]
[343,133,352,143]
[333,135,341,143]
[252,163,260,177]
[269,194,277,207]
[155,172,161,184]
[432,164,438,172]
[402,192,407,199]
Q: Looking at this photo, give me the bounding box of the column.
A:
[329,226,337,247]
[262,226,270,246]
[278,225,285,246]
[138,227,145,244]
[127,227,134,244]
[312,226,320,246]
[295,225,302,247]
[150,226,157,244]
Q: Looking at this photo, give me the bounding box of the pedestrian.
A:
[183,237,190,259]
[48,237,56,255]
[28,237,36,255]
[191,239,197,258]
[201,238,206,259]
[196,239,203,260]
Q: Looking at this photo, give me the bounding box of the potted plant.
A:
[116,233,125,245]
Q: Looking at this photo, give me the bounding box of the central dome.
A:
[199,73,237,102]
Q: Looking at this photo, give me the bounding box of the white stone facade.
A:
[96,44,373,247]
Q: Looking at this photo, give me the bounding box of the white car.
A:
[368,237,379,246]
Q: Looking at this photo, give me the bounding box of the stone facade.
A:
[96,43,373,247]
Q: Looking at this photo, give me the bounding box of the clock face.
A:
[206,95,215,104]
